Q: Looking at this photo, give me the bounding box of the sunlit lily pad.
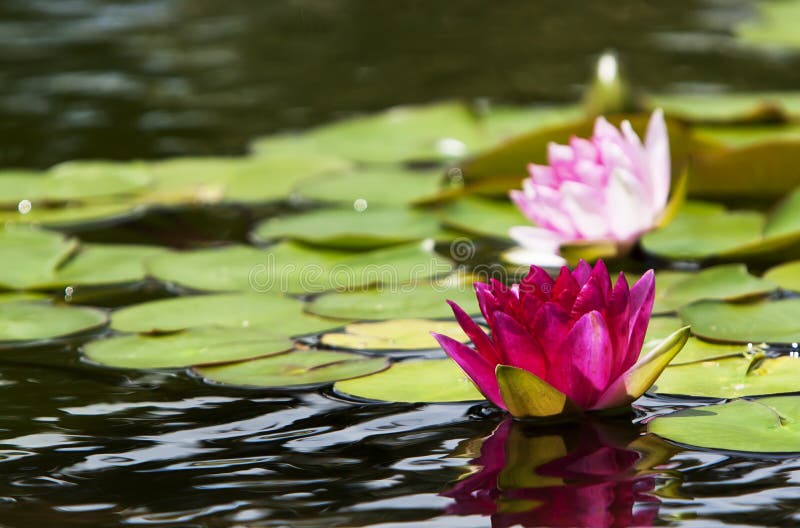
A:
[194,350,389,388]
[307,276,478,320]
[83,328,293,369]
[111,293,343,336]
[294,166,443,207]
[0,226,78,290]
[334,359,483,402]
[693,125,800,148]
[764,260,800,292]
[654,264,775,313]
[148,241,452,295]
[436,197,527,240]
[320,319,472,351]
[641,318,744,365]
[39,244,168,289]
[679,299,800,344]
[0,301,107,344]
[653,354,800,398]
[649,396,800,453]
[251,206,442,249]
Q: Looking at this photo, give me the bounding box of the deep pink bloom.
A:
[433,260,688,417]
[508,110,670,266]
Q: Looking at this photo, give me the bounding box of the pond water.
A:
[2,1,800,527]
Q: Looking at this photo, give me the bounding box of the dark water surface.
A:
[2,1,800,527]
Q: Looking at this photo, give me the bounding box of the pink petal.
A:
[474,282,499,323]
[571,275,607,320]
[518,265,555,301]
[508,226,564,255]
[559,181,609,239]
[605,272,631,377]
[432,333,504,409]
[572,259,593,286]
[563,311,614,405]
[551,266,580,309]
[527,163,558,187]
[447,300,497,363]
[644,108,671,212]
[570,136,598,161]
[624,270,656,371]
[531,301,572,368]
[491,311,547,378]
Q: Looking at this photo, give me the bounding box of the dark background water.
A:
[2,1,800,527]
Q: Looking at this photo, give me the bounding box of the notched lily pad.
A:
[83,328,293,369]
[0,301,107,345]
[649,396,800,453]
[320,319,473,351]
[679,298,800,344]
[334,358,483,403]
[194,350,389,389]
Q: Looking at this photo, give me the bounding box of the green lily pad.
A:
[250,102,485,164]
[0,292,47,304]
[736,0,800,50]
[147,241,452,295]
[194,350,389,388]
[436,197,527,241]
[649,92,800,123]
[764,260,800,292]
[654,264,775,313]
[653,354,800,398]
[37,244,167,289]
[111,293,343,337]
[83,328,293,369]
[641,318,744,365]
[0,226,78,290]
[251,206,442,249]
[0,202,145,229]
[640,202,764,261]
[334,358,483,402]
[679,298,800,344]
[693,125,800,148]
[0,301,107,344]
[320,319,473,351]
[649,396,800,453]
[307,275,479,320]
[293,166,443,207]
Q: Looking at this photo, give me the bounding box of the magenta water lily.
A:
[433,260,689,419]
[508,110,671,266]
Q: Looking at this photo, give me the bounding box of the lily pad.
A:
[320,319,473,351]
[0,301,107,344]
[679,298,800,344]
[736,0,800,50]
[668,338,750,366]
[0,226,78,290]
[307,275,479,320]
[334,358,483,402]
[251,206,442,249]
[653,355,800,398]
[111,293,343,337]
[148,241,452,295]
[83,328,293,369]
[764,260,800,292]
[0,202,145,229]
[654,264,775,313]
[649,92,800,123]
[40,244,168,289]
[294,166,443,207]
[436,197,527,240]
[693,125,800,148]
[194,350,389,388]
[649,396,800,453]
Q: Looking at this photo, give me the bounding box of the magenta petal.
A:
[474,282,500,323]
[490,312,546,378]
[571,275,607,320]
[519,265,555,301]
[531,302,572,369]
[562,311,614,407]
[606,273,631,377]
[551,267,580,309]
[624,270,656,371]
[572,259,593,286]
[432,333,504,409]
[447,300,498,363]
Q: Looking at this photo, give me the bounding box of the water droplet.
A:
[353,198,368,212]
[747,342,753,351]
[597,52,618,84]
[421,238,435,252]
[17,200,31,215]
[64,286,74,302]
[447,167,464,185]
[241,320,250,328]
[436,138,467,157]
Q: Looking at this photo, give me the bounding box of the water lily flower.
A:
[432,260,689,419]
[507,110,670,266]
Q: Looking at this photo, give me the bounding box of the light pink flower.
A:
[508,110,670,266]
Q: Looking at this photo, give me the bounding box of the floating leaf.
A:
[0,301,107,344]
[111,293,343,336]
[668,338,749,366]
[84,328,293,369]
[38,244,168,289]
[654,264,775,313]
[736,0,800,50]
[294,166,443,207]
[320,319,473,351]
[334,358,483,402]
[436,197,527,240]
[307,276,478,320]
[679,299,800,344]
[764,260,800,292]
[195,350,388,388]
[0,226,77,290]
[653,355,800,398]
[0,202,145,229]
[649,396,800,453]
[251,206,442,249]
[649,92,800,123]
[693,125,800,148]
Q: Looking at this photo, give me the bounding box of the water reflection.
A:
[443,418,677,528]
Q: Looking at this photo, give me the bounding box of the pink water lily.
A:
[433,260,688,418]
[508,110,670,266]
